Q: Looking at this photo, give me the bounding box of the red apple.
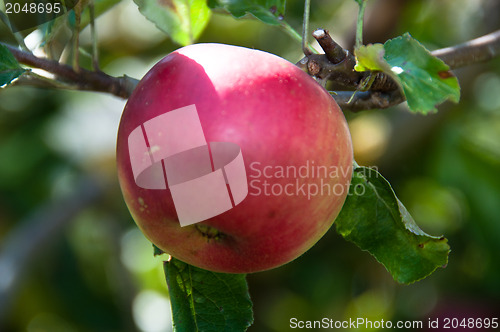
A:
[116,43,353,273]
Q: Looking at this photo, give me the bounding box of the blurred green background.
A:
[1,0,500,331]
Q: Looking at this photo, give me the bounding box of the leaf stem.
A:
[89,0,100,70]
[301,0,313,55]
[280,21,303,44]
[280,20,316,54]
[355,0,367,49]
[72,1,82,72]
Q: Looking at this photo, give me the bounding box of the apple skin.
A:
[116,43,353,273]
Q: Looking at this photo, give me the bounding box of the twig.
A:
[14,71,79,90]
[2,42,138,98]
[312,29,347,64]
[432,29,500,69]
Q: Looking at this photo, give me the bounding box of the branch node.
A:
[307,59,321,76]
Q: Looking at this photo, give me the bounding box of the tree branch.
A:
[299,29,500,111]
[1,42,138,99]
[432,29,500,69]
[3,29,500,110]
[297,29,399,92]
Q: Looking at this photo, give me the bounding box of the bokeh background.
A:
[1,0,500,331]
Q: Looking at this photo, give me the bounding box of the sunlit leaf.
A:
[354,43,388,72]
[335,166,450,284]
[208,0,285,25]
[354,0,370,5]
[134,0,211,46]
[164,257,253,332]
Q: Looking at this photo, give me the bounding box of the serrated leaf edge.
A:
[347,167,450,284]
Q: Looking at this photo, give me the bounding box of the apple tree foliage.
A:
[354,34,460,114]
[164,257,253,331]
[0,0,463,331]
[0,44,26,86]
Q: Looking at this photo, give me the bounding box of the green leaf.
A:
[208,0,285,25]
[153,244,166,256]
[164,257,253,332]
[0,44,26,86]
[354,44,389,72]
[384,33,460,113]
[134,0,211,46]
[335,166,450,284]
[354,33,460,114]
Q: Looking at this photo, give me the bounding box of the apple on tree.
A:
[116,43,353,273]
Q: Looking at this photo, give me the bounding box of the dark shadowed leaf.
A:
[153,244,166,256]
[335,166,450,284]
[0,44,27,86]
[208,0,286,25]
[164,257,253,332]
[134,0,211,46]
